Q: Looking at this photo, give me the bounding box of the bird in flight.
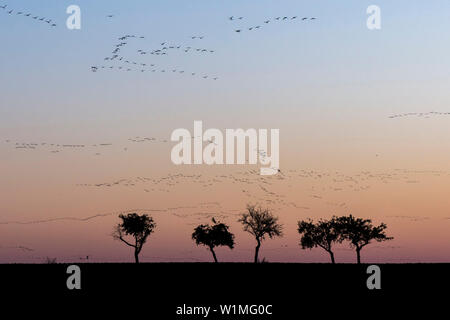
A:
[0,5,7,9]
[106,15,114,18]
[235,29,241,33]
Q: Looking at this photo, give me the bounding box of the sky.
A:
[1,0,450,263]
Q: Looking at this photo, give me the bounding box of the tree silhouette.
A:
[238,205,283,263]
[336,215,393,264]
[113,213,156,263]
[297,218,342,264]
[192,218,235,263]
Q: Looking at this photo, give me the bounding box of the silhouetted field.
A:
[1,263,447,313]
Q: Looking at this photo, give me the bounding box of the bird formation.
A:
[389,112,450,119]
[4,139,115,155]
[5,128,446,211]
[89,13,319,78]
[3,136,172,155]
[91,64,219,81]
[73,167,445,213]
[1,166,439,227]
[90,34,219,80]
[0,202,226,226]
[0,4,57,27]
[231,15,316,33]
[139,43,215,56]
[0,245,34,252]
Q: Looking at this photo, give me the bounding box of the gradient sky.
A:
[1,0,450,263]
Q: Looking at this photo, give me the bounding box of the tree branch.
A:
[119,235,136,248]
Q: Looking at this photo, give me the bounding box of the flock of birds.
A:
[3,136,171,155]
[0,4,57,27]
[3,135,230,155]
[91,33,220,80]
[389,112,450,119]
[0,201,226,227]
[0,166,442,247]
[90,14,317,79]
[4,139,117,155]
[1,6,317,81]
[229,15,317,33]
[71,167,447,214]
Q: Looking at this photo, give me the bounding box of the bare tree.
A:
[297,218,342,264]
[192,218,235,263]
[113,213,156,263]
[238,205,283,263]
[336,215,393,264]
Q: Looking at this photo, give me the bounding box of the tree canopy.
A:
[336,215,393,263]
[192,218,235,262]
[113,213,156,263]
[297,217,342,264]
[239,205,283,263]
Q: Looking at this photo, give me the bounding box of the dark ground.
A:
[1,263,446,316]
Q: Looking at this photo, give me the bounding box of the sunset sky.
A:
[1,0,450,263]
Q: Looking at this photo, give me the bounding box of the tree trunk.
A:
[254,238,261,263]
[356,247,361,264]
[134,249,140,264]
[210,247,218,263]
[328,250,335,264]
